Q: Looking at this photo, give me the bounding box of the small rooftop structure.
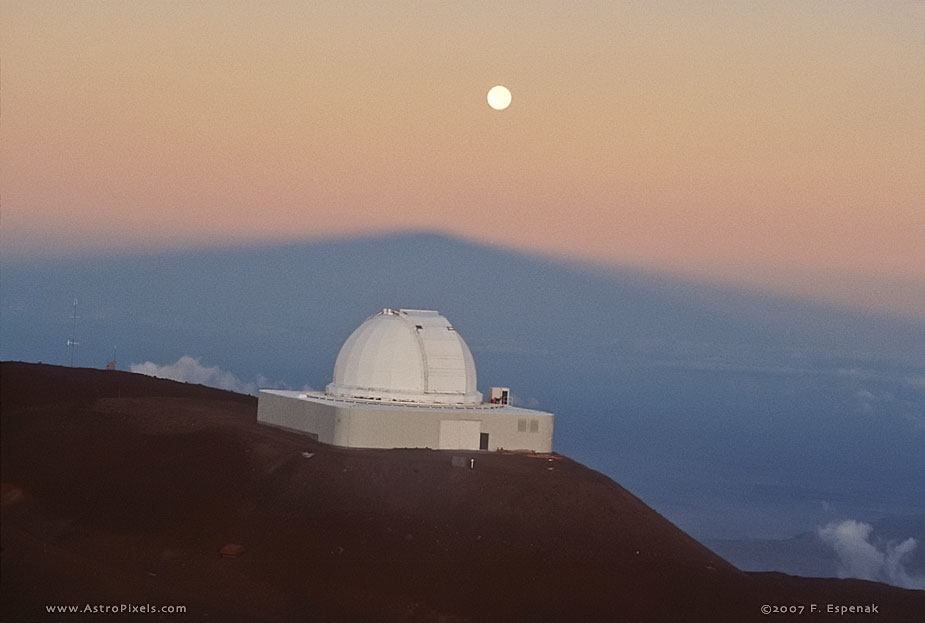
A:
[258,309,553,452]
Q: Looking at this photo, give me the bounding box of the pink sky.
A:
[2,1,923,318]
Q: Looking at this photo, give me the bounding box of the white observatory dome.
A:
[325,309,483,405]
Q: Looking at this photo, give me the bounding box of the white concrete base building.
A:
[257,309,553,452]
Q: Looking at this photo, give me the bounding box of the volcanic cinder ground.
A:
[2,362,923,622]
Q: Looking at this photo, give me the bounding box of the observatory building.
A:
[257,309,554,452]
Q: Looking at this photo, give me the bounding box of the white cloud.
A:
[817,520,925,589]
[131,355,257,395]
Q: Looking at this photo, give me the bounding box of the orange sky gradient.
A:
[2,1,923,318]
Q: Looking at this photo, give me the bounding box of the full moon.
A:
[487,85,512,110]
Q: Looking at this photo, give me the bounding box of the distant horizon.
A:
[3,229,923,322]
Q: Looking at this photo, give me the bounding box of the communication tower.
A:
[67,298,79,367]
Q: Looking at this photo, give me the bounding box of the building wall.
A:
[257,391,337,443]
[257,391,554,453]
[332,405,442,449]
[333,405,553,452]
[482,410,554,453]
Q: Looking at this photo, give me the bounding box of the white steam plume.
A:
[817,520,925,589]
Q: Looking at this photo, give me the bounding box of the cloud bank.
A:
[817,520,925,589]
[131,356,258,395]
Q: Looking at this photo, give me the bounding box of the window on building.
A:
[529,419,539,433]
[517,418,527,432]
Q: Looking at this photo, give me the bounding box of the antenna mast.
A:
[67,298,79,367]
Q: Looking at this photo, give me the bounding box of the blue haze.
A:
[3,233,924,542]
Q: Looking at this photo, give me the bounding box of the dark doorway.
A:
[479,432,489,450]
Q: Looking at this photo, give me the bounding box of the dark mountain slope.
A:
[2,362,922,621]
